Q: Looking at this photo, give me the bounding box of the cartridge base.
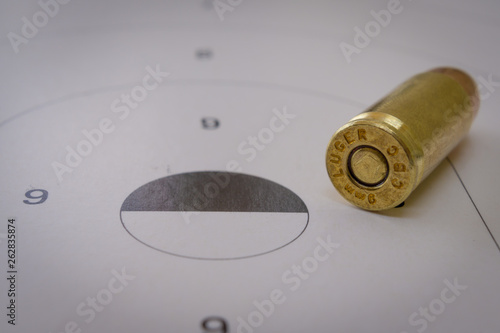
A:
[326,68,478,211]
[326,113,421,210]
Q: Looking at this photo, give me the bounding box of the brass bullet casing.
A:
[326,68,479,211]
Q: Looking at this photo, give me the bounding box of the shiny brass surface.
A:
[326,68,479,210]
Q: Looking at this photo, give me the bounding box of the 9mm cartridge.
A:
[326,68,480,211]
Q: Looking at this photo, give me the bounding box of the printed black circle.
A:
[120,171,309,260]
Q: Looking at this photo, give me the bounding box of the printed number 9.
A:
[202,317,228,333]
[23,189,48,205]
[202,117,220,130]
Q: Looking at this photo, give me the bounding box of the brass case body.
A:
[326,68,479,210]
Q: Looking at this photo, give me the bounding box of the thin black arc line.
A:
[118,209,309,261]
[447,157,500,253]
[167,78,367,109]
[0,78,366,129]
[0,84,134,128]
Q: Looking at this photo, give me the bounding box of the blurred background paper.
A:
[1,1,500,332]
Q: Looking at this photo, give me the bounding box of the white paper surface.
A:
[1,1,499,332]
